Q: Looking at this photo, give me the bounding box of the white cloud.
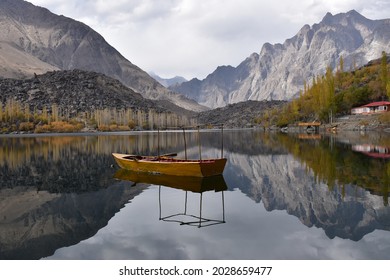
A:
[28,0,390,79]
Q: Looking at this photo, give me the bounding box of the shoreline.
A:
[1,127,389,138]
[0,127,252,137]
[1,114,389,137]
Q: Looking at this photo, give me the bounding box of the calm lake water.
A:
[0,130,389,260]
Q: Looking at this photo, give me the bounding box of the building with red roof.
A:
[351,101,390,115]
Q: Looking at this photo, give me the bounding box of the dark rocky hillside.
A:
[197,100,286,128]
[0,69,170,116]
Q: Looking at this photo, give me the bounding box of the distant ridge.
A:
[149,72,187,88]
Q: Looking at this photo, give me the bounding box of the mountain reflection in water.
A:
[0,131,389,259]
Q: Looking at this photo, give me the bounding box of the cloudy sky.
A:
[28,0,390,80]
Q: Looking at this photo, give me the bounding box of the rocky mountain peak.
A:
[321,10,369,26]
[321,12,335,24]
[171,10,390,108]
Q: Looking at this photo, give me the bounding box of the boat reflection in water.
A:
[114,169,227,228]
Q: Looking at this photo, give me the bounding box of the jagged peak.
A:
[299,24,311,34]
[345,9,369,20]
[215,65,234,71]
[248,52,260,60]
[321,12,334,24]
[204,65,235,80]
[189,77,201,83]
[236,53,259,69]
[320,9,371,26]
[255,10,379,64]
[259,10,372,56]
[260,42,277,55]
[238,52,259,63]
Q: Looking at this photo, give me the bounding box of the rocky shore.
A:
[324,114,390,132]
[269,114,390,133]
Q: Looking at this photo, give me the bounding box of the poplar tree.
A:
[381,51,388,97]
[336,56,344,89]
[24,104,31,122]
[0,101,3,122]
[291,99,300,121]
[42,106,48,123]
[387,82,390,100]
[51,104,59,122]
[325,66,335,123]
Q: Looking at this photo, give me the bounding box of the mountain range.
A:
[1,2,390,114]
[170,10,390,108]
[0,0,205,112]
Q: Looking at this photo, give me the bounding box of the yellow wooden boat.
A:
[112,153,227,177]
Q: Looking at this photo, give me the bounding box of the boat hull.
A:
[112,153,227,177]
